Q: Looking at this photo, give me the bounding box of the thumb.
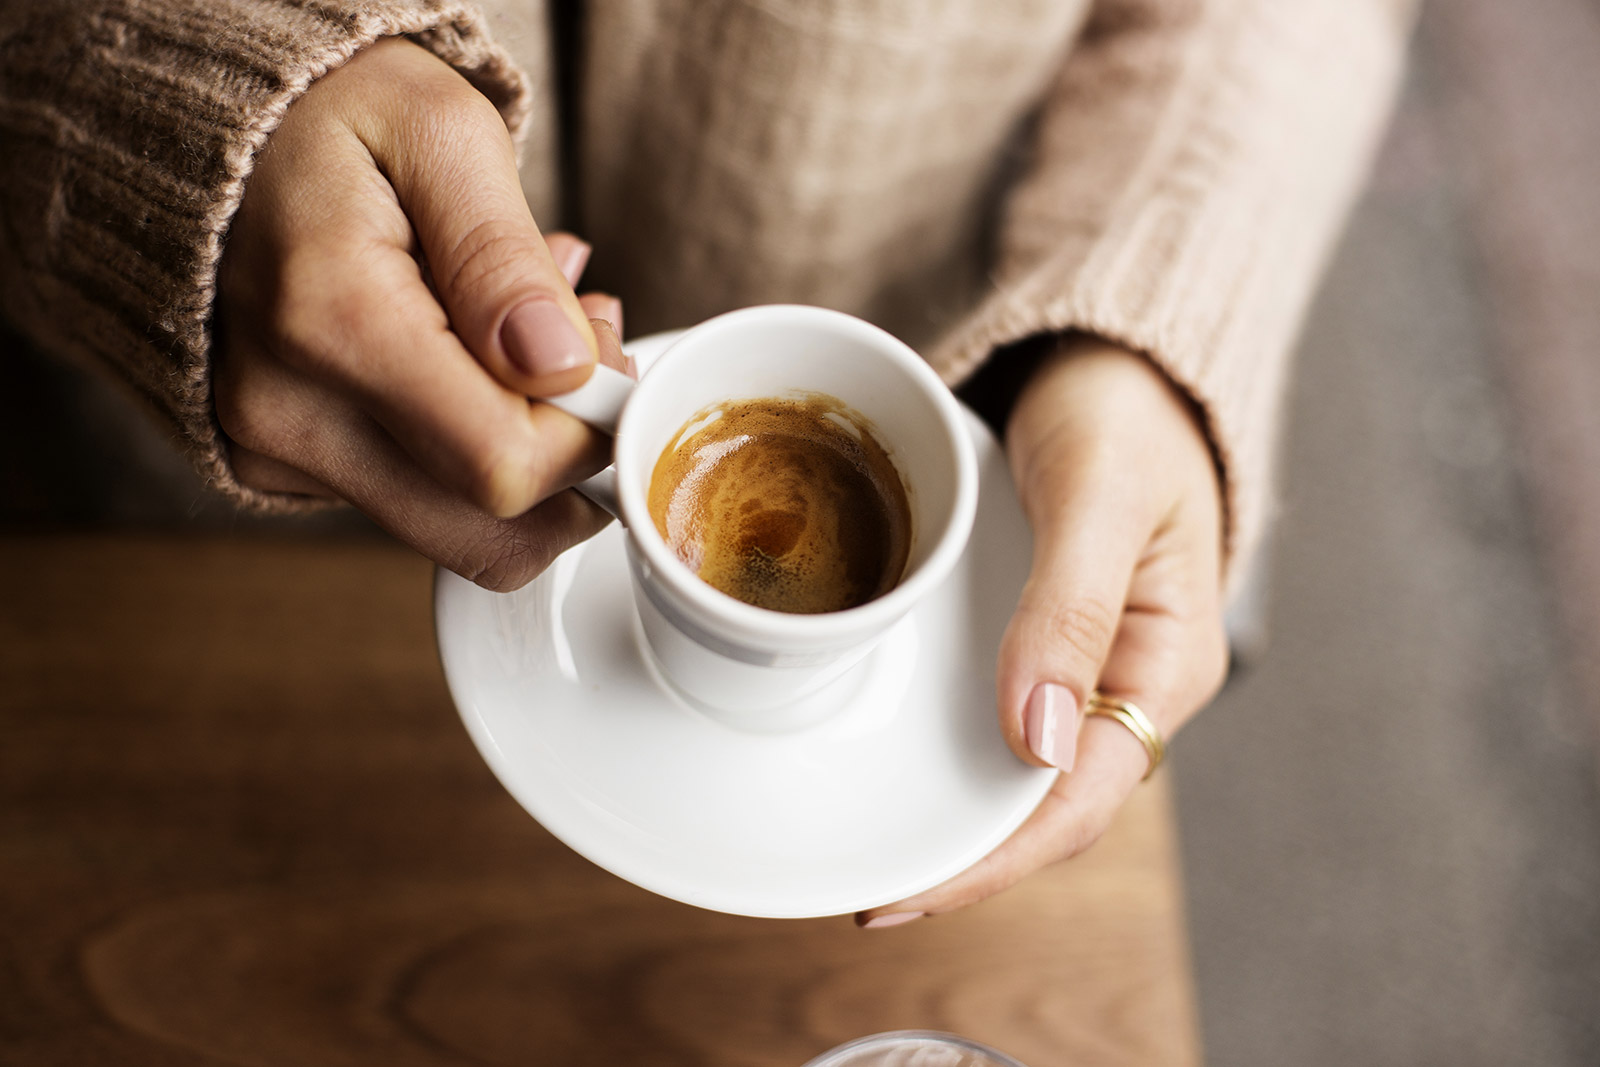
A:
[995,468,1145,773]
[362,44,597,397]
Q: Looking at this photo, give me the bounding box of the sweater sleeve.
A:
[0,0,531,510]
[927,0,1418,583]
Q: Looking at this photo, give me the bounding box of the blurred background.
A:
[1178,1,1600,1061]
[4,1,1599,1063]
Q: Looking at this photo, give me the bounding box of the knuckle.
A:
[409,57,500,115]
[1025,434,1120,504]
[430,80,510,145]
[463,426,542,517]
[376,42,510,151]
[450,88,510,142]
[436,219,538,306]
[454,526,554,593]
[1035,597,1120,671]
[453,490,608,592]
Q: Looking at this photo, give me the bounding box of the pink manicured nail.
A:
[861,911,924,929]
[1024,683,1078,771]
[553,239,591,285]
[596,295,623,336]
[501,300,590,380]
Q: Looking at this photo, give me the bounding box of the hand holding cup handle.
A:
[214,38,640,595]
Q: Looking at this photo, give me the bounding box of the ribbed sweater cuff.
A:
[0,0,531,512]
[927,1,1409,588]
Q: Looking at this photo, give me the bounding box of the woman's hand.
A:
[215,38,626,592]
[858,336,1230,926]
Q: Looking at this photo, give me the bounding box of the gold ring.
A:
[1086,692,1165,781]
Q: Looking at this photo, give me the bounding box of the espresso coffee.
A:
[647,395,912,614]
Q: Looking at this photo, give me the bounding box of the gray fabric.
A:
[1175,20,1600,1063]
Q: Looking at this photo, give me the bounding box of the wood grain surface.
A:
[0,535,1201,1067]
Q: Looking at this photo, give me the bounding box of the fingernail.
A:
[554,240,591,285]
[1025,682,1078,771]
[501,300,590,380]
[597,295,623,336]
[861,911,924,929]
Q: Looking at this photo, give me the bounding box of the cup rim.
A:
[613,304,978,644]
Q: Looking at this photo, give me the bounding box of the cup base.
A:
[632,605,918,735]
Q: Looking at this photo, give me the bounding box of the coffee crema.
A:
[647,395,912,614]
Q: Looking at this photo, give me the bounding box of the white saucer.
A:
[434,332,1055,918]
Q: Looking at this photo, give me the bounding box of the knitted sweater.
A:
[0,0,1416,576]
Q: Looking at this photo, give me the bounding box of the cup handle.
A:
[540,361,636,437]
[570,468,621,518]
[540,361,637,519]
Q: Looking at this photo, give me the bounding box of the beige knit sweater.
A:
[0,0,1415,576]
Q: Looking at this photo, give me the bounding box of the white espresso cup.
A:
[544,305,977,728]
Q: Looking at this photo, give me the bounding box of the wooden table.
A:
[0,535,1201,1066]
